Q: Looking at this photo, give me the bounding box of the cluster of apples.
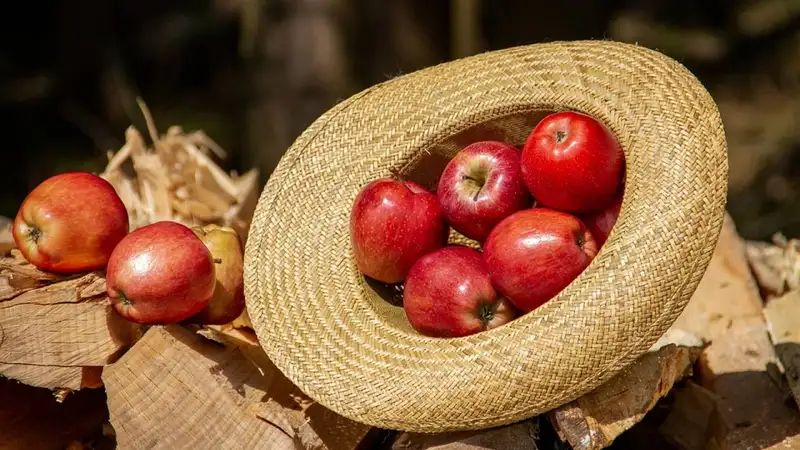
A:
[11,172,245,325]
[350,112,625,338]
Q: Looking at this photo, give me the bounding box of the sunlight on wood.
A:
[100,100,260,243]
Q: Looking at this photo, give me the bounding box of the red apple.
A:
[437,141,531,242]
[350,178,447,284]
[582,193,623,248]
[521,111,624,214]
[483,208,598,313]
[403,246,519,337]
[12,172,129,274]
[106,221,216,324]
[188,224,246,325]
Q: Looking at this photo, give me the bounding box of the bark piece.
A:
[672,214,800,449]
[763,289,800,409]
[0,252,142,390]
[548,331,704,450]
[0,376,109,450]
[390,420,539,450]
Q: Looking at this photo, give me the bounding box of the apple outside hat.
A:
[242,40,729,433]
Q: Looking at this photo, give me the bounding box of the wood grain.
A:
[0,251,142,390]
[673,214,800,449]
[105,324,372,450]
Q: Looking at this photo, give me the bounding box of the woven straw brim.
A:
[243,40,729,433]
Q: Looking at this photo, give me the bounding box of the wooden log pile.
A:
[3,116,800,449]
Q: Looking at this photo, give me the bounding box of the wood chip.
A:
[763,289,800,409]
[548,330,704,450]
[0,253,143,390]
[673,214,800,449]
[99,101,259,240]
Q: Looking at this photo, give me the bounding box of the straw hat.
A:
[243,40,728,433]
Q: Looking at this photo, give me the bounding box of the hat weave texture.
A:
[243,40,729,432]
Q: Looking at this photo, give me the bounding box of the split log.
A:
[547,328,704,450]
[0,251,143,390]
[104,324,371,450]
[671,214,800,449]
[0,376,109,450]
[762,290,800,409]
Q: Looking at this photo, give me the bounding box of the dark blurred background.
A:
[1,0,799,241]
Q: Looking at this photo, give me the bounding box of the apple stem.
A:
[478,303,496,328]
[462,175,485,202]
[214,258,223,264]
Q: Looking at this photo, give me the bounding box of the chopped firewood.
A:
[547,329,704,450]
[0,376,109,450]
[763,289,800,409]
[99,100,260,242]
[200,324,373,450]
[391,420,539,450]
[745,232,800,298]
[0,251,143,390]
[657,381,726,450]
[672,214,800,449]
[105,325,371,450]
[103,325,296,450]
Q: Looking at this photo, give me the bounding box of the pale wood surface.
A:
[763,290,800,411]
[103,325,297,450]
[104,324,372,450]
[672,214,800,449]
[0,251,142,390]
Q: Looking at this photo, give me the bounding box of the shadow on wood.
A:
[0,377,109,450]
